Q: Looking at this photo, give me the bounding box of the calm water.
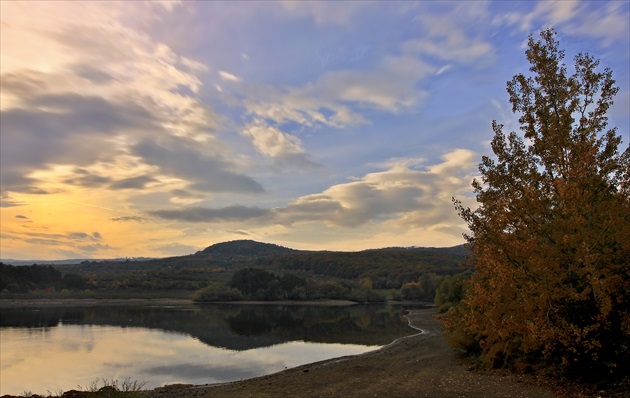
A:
[0,303,422,395]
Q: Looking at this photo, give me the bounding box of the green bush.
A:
[192,283,242,302]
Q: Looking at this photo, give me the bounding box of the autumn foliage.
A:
[446,30,630,378]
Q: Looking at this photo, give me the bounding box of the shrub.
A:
[192,283,242,302]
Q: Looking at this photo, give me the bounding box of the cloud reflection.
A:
[0,324,377,395]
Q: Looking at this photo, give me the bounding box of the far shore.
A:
[0,297,194,308]
[0,297,428,308]
[0,297,434,308]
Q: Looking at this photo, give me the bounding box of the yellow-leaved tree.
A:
[447,29,629,378]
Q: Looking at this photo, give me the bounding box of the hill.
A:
[1,240,470,298]
[195,239,297,259]
[0,257,156,267]
[266,245,469,289]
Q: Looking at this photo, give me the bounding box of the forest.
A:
[0,240,469,307]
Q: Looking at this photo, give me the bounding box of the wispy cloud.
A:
[150,242,199,256]
[495,0,628,47]
[5,229,113,257]
[0,1,254,204]
[280,1,370,26]
[111,216,148,223]
[219,70,242,82]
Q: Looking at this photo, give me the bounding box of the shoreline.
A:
[0,298,194,308]
[146,308,559,398]
[0,297,427,308]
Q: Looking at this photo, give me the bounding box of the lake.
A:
[0,303,424,396]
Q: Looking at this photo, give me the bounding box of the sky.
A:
[1,1,628,260]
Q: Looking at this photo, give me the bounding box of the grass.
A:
[18,378,147,398]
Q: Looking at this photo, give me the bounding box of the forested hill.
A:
[189,240,470,288]
[195,239,297,259]
[0,240,474,297]
[261,244,469,289]
[2,240,470,292]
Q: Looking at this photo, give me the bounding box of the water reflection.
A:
[0,304,423,395]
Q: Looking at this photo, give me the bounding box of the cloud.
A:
[242,123,304,158]
[0,93,153,193]
[563,2,630,46]
[15,215,29,219]
[219,70,242,82]
[241,55,433,131]
[309,56,434,112]
[0,1,264,203]
[67,232,103,242]
[4,1,622,258]
[149,205,271,223]
[171,4,495,193]
[77,243,113,252]
[497,0,579,32]
[231,3,497,157]
[6,229,113,257]
[111,216,148,223]
[241,122,323,170]
[132,138,265,194]
[243,96,363,129]
[20,232,66,240]
[276,151,476,229]
[1,193,24,207]
[62,169,113,188]
[25,238,65,246]
[151,242,199,256]
[404,7,494,64]
[148,149,478,242]
[110,176,158,190]
[280,1,369,26]
[495,1,629,47]
[226,230,251,237]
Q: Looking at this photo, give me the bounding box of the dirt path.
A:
[147,308,558,398]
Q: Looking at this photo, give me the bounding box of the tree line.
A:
[0,263,86,293]
[261,247,466,289]
[192,266,469,306]
[192,268,386,302]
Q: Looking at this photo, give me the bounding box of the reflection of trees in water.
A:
[0,304,425,350]
[0,307,88,328]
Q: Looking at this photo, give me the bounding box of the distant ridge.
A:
[0,257,156,266]
[2,240,469,267]
[196,239,298,258]
[363,244,469,257]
